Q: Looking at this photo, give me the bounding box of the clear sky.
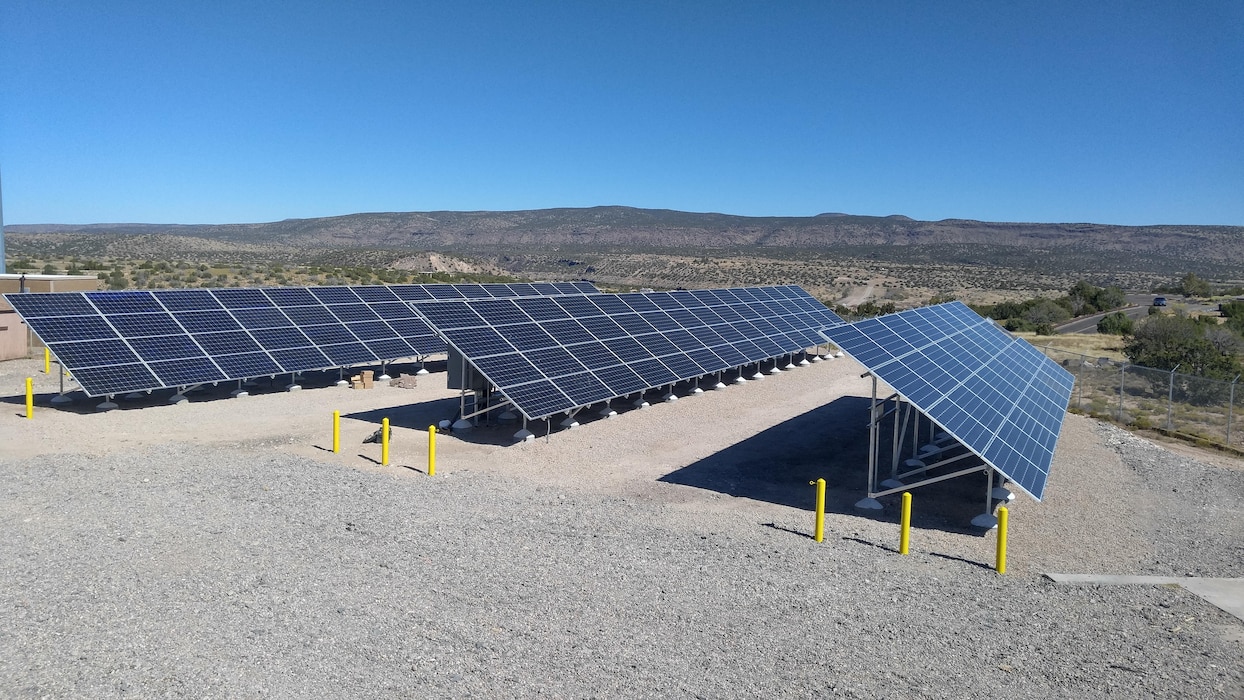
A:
[1,1,1241,226]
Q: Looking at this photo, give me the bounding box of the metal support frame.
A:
[1228,375,1240,447]
[1167,364,1180,431]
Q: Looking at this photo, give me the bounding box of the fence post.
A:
[1167,364,1180,431]
[1075,351,1084,410]
[1228,375,1240,448]
[1118,364,1126,423]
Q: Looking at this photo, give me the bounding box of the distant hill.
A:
[9,206,1242,261]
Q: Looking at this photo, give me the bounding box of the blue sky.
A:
[1,1,1241,226]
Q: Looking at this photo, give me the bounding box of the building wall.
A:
[0,275,102,361]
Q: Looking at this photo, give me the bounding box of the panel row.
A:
[424,286,845,420]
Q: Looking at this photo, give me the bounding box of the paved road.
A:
[1056,294,1218,334]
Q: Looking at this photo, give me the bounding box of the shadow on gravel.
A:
[660,395,997,536]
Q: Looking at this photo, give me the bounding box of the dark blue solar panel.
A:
[487,323,555,351]
[687,347,730,374]
[417,302,485,330]
[270,347,332,372]
[481,284,520,298]
[6,293,96,317]
[174,310,241,333]
[588,295,631,315]
[150,358,226,386]
[264,287,319,306]
[194,331,262,355]
[427,286,465,300]
[557,372,613,406]
[48,340,140,368]
[214,352,282,378]
[319,343,377,366]
[618,293,660,312]
[353,286,400,302]
[85,291,163,315]
[628,358,679,387]
[107,313,184,338]
[553,296,605,317]
[127,335,204,361]
[369,302,418,320]
[710,344,750,367]
[648,293,685,311]
[23,316,118,343]
[470,300,530,326]
[391,285,435,301]
[446,327,514,357]
[637,335,679,357]
[823,301,1073,501]
[387,318,437,339]
[213,288,273,309]
[155,289,223,311]
[301,325,357,345]
[659,353,703,380]
[279,305,338,326]
[568,342,621,370]
[475,353,546,388]
[345,321,397,341]
[578,316,629,340]
[251,327,313,351]
[513,297,569,321]
[309,287,362,304]
[500,379,574,418]
[540,319,595,346]
[232,308,293,330]
[592,364,649,396]
[640,312,680,332]
[522,346,588,377]
[457,285,490,298]
[70,364,160,396]
[365,338,418,360]
[602,336,649,363]
[531,283,561,296]
[328,304,381,323]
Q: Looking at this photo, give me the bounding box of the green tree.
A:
[1178,272,1212,298]
[41,263,57,274]
[1022,299,1071,327]
[1097,311,1134,335]
[1124,315,1241,379]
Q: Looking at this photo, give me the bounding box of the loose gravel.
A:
[0,356,1240,698]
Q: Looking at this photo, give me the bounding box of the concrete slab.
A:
[1045,573,1244,624]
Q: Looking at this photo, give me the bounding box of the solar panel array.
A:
[5,282,599,397]
[416,285,844,420]
[822,301,1074,501]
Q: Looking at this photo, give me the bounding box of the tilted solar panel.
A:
[6,282,602,397]
[822,301,1074,501]
[420,285,844,421]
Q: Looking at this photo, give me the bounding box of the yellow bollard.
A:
[899,491,912,555]
[809,478,825,542]
[25,377,34,419]
[996,506,1009,574]
[428,425,436,476]
[381,417,390,466]
[332,410,340,453]
[44,348,51,374]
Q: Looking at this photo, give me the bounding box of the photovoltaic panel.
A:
[6,281,602,397]
[822,301,1074,501]
[415,284,843,420]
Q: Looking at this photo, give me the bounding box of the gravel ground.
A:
[1,356,1240,698]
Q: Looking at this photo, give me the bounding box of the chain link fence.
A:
[1041,346,1242,452]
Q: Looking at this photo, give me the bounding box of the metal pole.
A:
[1227,375,1239,447]
[995,507,1009,574]
[428,425,437,476]
[1118,364,1126,422]
[867,375,878,494]
[1167,364,1180,431]
[810,478,825,542]
[1075,352,1083,409]
[899,492,911,555]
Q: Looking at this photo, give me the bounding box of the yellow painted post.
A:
[332,410,340,453]
[428,425,437,476]
[381,417,390,466]
[44,348,51,374]
[809,478,825,542]
[899,491,912,555]
[25,377,34,419]
[995,506,1009,574]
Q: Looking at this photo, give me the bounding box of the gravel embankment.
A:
[1,356,1240,698]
